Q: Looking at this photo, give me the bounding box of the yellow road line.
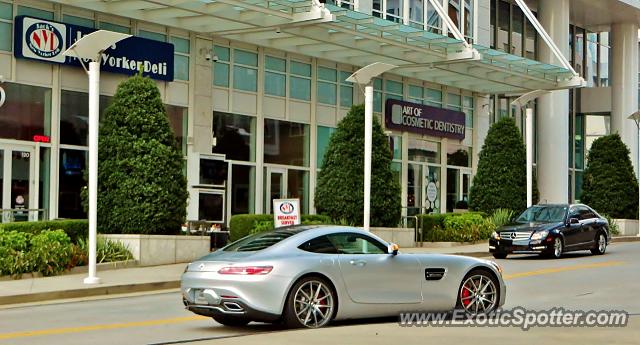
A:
[0,315,208,340]
[504,260,625,280]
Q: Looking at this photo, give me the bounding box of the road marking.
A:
[503,260,625,280]
[0,315,208,340]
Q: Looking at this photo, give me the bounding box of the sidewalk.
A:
[0,237,636,306]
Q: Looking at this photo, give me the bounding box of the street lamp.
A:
[347,63,397,231]
[62,30,131,284]
[511,90,549,208]
[627,111,640,237]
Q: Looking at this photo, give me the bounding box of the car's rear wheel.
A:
[283,276,335,328]
[456,270,499,315]
[590,232,607,255]
[492,253,507,259]
[212,315,250,327]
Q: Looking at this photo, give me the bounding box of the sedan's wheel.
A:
[212,315,250,327]
[551,237,563,259]
[457,270,499,316]
[284,276,335,329]
[590,233,607,255]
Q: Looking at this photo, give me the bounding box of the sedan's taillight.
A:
[218,266,273,275]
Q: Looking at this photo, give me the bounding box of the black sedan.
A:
[489,204,610,259]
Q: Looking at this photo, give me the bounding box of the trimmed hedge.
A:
[0,220,88,243]
[229,214,332,241]
[0,229,74,277]
[417,212,492,242]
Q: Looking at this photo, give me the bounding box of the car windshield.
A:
[223,230,298,252]
[516,205,568,223]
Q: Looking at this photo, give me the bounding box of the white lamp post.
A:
[347,63,397,231]
[627,111,640,237]
[511,90,549,208]
[62,30,131,284]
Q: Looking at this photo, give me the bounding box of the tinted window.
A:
[577,206,597,220]
[224,230,297,252]
[327,233,387,254]
[299,235,338,254]
[516,205,568,223]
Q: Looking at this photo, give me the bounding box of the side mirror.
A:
[387,243,399,256]
[567,217,579,225]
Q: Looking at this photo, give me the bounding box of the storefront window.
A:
[287,170,309,214]
[231,164,255,214]
[58,149,87,219]
[165,105,188,154]
[408,139,440,163]
[447,144,471,167]
[60,90,111,146]
[0,2,12,51]
[425,88,442,107]
[447,93,462,111]
[233,49,258,92]
[290,61,311,101]
[317,126,336,167]
[0,83,51,141]
[317,66,337,105]
[407,163,421,210]
[463,95,474,128]
[265,56,286,97]
[264,119,309,167]
[212,112,256,162]
[385,80,403,103]
[339,71,354,108]
[409,85,424,104]
[213,46,230,87]
[373,78,383,113]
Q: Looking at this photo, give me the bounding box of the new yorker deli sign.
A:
[14,16,174,81]
[385,99,466,140]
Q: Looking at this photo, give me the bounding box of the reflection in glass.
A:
[408,139,440,163]
[198,192,224,222]
[58,149,86,219]
[288,170,309,214]
[231,165,255,215]
[213,112,256,161]
[264,119,309,167]
[447,145,471,167]
[0,83,51,141]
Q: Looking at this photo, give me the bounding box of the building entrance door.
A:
[265,167,287,214]
[446,168,472,212]
[0,144,37,222]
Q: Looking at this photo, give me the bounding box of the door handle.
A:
[349,260,367,267]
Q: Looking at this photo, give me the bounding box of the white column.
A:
[611,22,639,177]
[363,85,373,231]
[84,61,101,285]
[526,107,533,207]
[536,0,570,204]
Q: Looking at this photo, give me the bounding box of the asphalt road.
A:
[1,242,639,345]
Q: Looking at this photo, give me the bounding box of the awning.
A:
[50,0,584,94]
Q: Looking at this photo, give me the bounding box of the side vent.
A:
[424,268,446,281]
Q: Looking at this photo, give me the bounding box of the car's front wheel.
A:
[212,315,250,327]
[283,276,336,328]
[456,270,499,315]
[590,232,607,255]
[548,237,563,259]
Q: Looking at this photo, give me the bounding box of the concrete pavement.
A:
[1,241,638,345]
[0,236,637,306]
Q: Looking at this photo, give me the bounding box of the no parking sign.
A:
[273,199,300,228]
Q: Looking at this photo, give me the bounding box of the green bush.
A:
[581,134,639,219]
[229,214,332,241]
[602,214,621,236]
[416,212,490,242]
[315,104,401,227]
[76,237,133,264]
[29,230,74,277]
[488,209,516,228]
[96,75,188,235]
[0,229,75,278]
[0,220,88,243]
[0,230,33,277]
[469,117,539,215]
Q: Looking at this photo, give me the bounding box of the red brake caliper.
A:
[461,283,471,306]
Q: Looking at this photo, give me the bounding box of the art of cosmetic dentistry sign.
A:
[385,98,466,140]
[14,16,174,81]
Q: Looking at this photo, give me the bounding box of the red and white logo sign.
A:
[21,17,67,63]
[273,199,300,228]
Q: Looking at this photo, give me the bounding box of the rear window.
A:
[223,230,298,252]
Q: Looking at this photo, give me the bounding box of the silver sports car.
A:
[181,225,506,328]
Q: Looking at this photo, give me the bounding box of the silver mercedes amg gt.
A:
[181,225,506,328]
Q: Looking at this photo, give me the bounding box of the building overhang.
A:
[50,0,585,94]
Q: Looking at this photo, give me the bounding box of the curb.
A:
[611,236,640,243]
[0,280,180,306]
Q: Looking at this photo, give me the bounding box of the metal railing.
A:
[1,208,49,223]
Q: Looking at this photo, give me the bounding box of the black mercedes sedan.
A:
[489,204,610,259]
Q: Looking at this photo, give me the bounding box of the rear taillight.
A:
[217,266,273,275]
